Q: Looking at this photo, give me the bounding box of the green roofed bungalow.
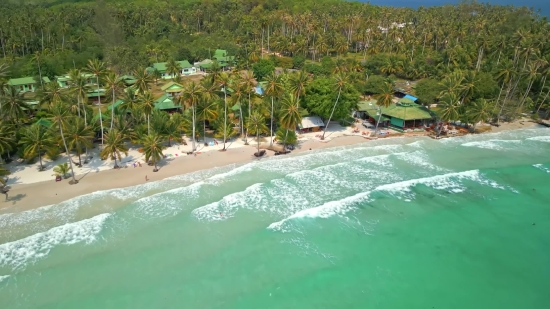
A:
[154,94,181,111]
[119,75,136,86]
[213,49,235,67]
[148,60,197,79]
[161,81,184,94]
[56,73,95,88]
[377,103,433,129]
[8,77,50,92]
[87,88,106,98]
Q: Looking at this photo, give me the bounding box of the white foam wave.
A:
[393,151,446,172]
[268,169,510,231]
[461,139,521,150]
[533,164,550,173]
[0,275,9,283]
[0,213,111,271]
[268,191,371,232]
[527,136,550,143]
[132,181,204,218]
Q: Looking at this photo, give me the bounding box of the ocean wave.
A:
[0,213,111,271]
[132,181,205,219]
[268,169,510,232]
[393,151,447,173]
[461,140,521,150]
[268,191,372,232]
[527,136,550,143]
[0,275,9,283]
[191,154,401,222]
[533,164,550,173]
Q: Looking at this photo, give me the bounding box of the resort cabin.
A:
[8,77,50,92]
[161,81,184,97]
[213,49,235,68]
[356,100,390,127]
[154,94,181,113]
[358,100,433,131]
[119,75,137,86]
[56,73,96,88]
[194,59,213,72]
[148,60,197,79]
[299,116,325,133]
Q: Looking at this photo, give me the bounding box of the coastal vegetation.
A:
[0,0,550,184]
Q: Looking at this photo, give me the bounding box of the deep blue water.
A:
[358,0,549,17]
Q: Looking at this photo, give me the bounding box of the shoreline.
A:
[2,135,371,211]
[2,119,543,212]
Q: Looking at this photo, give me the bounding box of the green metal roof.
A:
[154,94,181,110]
[87,89,106,97]
[231,103,241,111]
[160,81,184,92]
[152,60,193,72]
[382,103,432,121]
[107,99,125,111]
[8,76,50,86]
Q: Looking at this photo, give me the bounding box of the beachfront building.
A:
[161,82,184,97]
[298,116,325,133]
[148,60,197,79]
[194,59,214,72]
[7,77,51,92]
[357,100,433,131]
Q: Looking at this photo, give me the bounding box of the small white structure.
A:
[299,116,325,132]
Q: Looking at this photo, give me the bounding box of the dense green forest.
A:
[1,0,549,183]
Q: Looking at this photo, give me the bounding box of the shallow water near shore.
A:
[1,128,550,309]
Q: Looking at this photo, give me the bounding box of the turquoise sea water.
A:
[1,128,550,309]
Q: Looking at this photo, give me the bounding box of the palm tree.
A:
[86,59,106,144]
[166,59,181,80]
[104,72,124,129]
[279,93,302,150]
[120,88,140,118]
[373,81,394,135]
[1,86,31,125]
[50,102,77,184]
[246,111,268,156]
[264,72,283,145]
[65,118,94,166]
[0,161,10,187]
[438,92,462,129]
[18,123,56,171]
[141,133,165,171]
[181,82,203,151]
[468,99,495,131]
[139,91,156,135]
[322,72,348,140]
[133,67,152,95]
[53,163,70,179]
[37,81,67,109]
[31,52,45,88]
[289,70,310,102]
[68,69,90,120]
[0,122,15,155]
[217,72,231,150]
[100,129,128,169]
[241,70,256,143]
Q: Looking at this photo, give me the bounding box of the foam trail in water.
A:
[0,275,9,283]
[0,213,111,271]
[527,136,550,143]
[268,191,372,232]
[533,164,550,173]
[461,139,521,150]
[269,169,511,232]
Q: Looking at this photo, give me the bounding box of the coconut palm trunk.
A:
[321,87,342,140]
[96,75,104,144]
[373,107,383,137]
[192,105,196,152]
[246,92,251,144]
[110,88,115,129]
[270,97,275,145]
[58,123,77,184]
[223,90,228,150]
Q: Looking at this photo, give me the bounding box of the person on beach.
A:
[145,175,148,182]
